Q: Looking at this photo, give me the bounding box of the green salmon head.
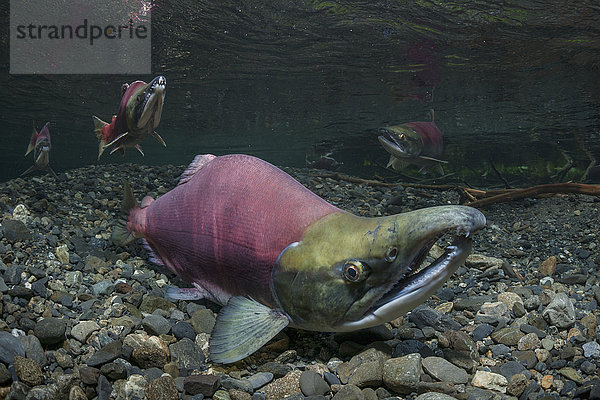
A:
[126,75,166,131]
[378,125,423,158]
[271,205,485,332]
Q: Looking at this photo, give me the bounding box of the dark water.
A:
[2,0,599,185]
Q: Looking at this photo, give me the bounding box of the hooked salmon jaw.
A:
[378,128,416,158]
[135,75,166,129]
[339,228,474,331]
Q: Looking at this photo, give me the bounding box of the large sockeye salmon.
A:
[112,154,486,363]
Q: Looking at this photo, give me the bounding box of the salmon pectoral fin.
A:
[419,155,448,164]
[20,165,36,176]
[209,297,289,364]
[93,115,110,159]
[47,166,59,179]
[152,131,167,147]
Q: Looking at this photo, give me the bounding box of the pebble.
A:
[0,331,26,363]
[471,323,494,341]
[583,341,600,358]
[542,292,576,328]
[172,321,197,340]
[14,356,45,386]
[299,370,330,396]
[246,372,274,390]
[517,332,541,351]
[491,326,524,346]
[262,369,302,400]
[331,384,363,400]
[147,375,179,400]
[338,346,390,386]
[189,309,216,334]
[101,361,128,380]
[422,356,468,384]
[539,256,557,276]
[1,219,31,242]
[115,374,147,399]
[415,394,457,400]
[142,314,172,336]
[507,373,529,396]
[184,374,220,397]
[86,340,123,367]
[382,353,422,394]
[0,364,10,385]
[558,367,583,384]
[471,370,508,393]
[169,337,205,370]
[131,336,170,369]
[409,305,462,331]
[33,317,66,345]
[71,320,101,343]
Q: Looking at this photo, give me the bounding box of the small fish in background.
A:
[93,75,167,159]
[378,110,447,174]
[21,122,58,178]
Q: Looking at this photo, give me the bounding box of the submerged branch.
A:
[308,172,600,208]
[463,183,600,208]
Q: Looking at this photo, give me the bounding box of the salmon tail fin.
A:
[92,115,109,160]
[112,179,139,246]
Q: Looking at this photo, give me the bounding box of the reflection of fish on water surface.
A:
[112,154,486,363]
[378,110,447,174]
[21,121,58,178]
[92,75,167,160]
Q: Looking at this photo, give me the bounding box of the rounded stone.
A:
[506,373,529,396]
[517,332,541,351]
[71,321,101,343]
[34,317,66,345]
[299,370,330,396]
[131,336,170,369]
[189,309,216,334]
[69,385,88,400]
[0,331,26,364]
[172,321,196,341]
[142,314,172,336]
[422,356,468,384]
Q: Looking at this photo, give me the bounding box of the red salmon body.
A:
[125,154,341,306]
[404,121,443,158]
[100,82,147,144]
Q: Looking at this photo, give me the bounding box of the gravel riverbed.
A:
[0,162,599,400]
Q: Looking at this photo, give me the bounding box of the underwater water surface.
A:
[1,0,599,186]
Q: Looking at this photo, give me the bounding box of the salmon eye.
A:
[343,260,366,282]
[385,247,398,263]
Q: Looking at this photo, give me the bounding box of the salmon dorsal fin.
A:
[178,154,217,185]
